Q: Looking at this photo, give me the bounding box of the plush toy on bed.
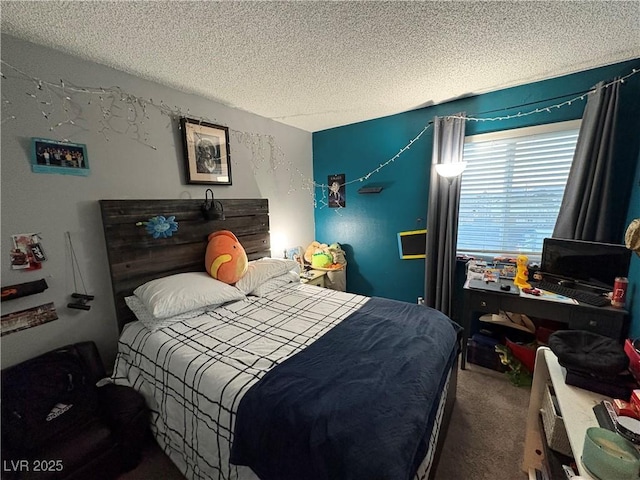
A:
[205,230,248,285]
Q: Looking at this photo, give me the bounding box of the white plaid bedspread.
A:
[112,283,369,480]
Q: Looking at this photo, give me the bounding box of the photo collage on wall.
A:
[9,233,46,270]
[31,138,89,176]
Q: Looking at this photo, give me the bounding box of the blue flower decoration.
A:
[142,216,178,239]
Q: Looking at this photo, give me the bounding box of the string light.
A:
[2,59,638,211]
[447,68,638,124]
[312,67,638,211]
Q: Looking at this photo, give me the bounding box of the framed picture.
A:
[31,138,89,176]
[397,229,427,259]
[180,117,232,185]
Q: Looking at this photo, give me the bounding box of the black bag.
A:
[1,350,99,452]
[548,330,629,377]
[98,382,150,468]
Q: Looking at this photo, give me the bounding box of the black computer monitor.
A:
[540,237,632,290]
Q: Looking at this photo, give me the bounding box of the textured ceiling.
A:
[2,1,639,132]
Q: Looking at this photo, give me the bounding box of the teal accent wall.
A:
[313,59,640,323]
[627,151,640,339]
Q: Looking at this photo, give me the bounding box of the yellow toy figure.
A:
[513,254,531,289]
[205,230,248,284]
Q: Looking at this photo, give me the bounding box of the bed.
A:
[100,199,461,480]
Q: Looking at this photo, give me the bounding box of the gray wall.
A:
[1,35,315,369]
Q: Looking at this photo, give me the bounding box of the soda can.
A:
[612,277,629,308]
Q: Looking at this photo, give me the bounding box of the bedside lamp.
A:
[201,188,225,221]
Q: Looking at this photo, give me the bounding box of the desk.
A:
[461,280,628,369]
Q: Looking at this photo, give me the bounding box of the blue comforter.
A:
[230,297,461,480]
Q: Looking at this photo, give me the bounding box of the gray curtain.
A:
[553,80,624,243]
[425,115,466,318]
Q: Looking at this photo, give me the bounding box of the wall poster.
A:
[10,233,46,270]
[1,302,58,336]
[328,174,346,208]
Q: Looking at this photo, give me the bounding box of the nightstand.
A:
[300,269,327,288]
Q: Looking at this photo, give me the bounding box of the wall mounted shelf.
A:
[357,186,383,194]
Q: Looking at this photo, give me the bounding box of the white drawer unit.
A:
[523,347,607,479]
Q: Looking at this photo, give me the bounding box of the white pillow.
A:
[125,295,208,332]
[251,271,301,297]
[133,272,246,319]
[235,258,300,295]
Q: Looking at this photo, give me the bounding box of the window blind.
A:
[457,120,581,258]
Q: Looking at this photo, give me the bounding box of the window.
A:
[457,120,581,258]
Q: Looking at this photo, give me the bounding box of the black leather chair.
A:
[1,342,149,480]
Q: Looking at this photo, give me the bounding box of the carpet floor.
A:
[119,363,531,480]
[433,363,531,480]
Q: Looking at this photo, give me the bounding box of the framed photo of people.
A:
[31,138,89,176]
[180,117,232,185]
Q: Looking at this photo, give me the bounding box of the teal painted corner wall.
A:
[627,151,640,339]
[313,59,640,325]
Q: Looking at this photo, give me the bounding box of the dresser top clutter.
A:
[466,237,632,307]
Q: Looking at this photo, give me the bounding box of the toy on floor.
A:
[495,344,533,387]
[513,254,531,289]
[205,230,248,284]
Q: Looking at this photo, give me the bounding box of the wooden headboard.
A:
[100,199,270,331]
